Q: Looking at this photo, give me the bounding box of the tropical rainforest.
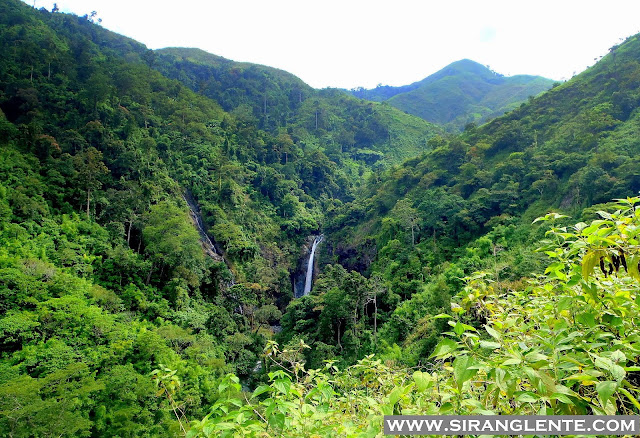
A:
[1,0,640,436]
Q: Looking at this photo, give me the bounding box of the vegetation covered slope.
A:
[0,1,400,435]
[188,201,640,436]
[153,47,313,131]
[350,59,555,131]
[283,32,640,370]
[0,1,436,434]
[4,0,640,436]
[153,47,442,168]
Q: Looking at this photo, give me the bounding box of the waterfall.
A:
[303,235,323,296]
[183,190,235,287]
[183,191,222,260]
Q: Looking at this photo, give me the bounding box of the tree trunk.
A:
[373,296,378,348]
[86,188,91,219]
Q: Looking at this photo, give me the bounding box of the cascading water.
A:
[183,190,235,286]
[183,191,221,259]
[302,235,323,296]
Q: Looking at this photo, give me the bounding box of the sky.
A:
[26,0,640,89]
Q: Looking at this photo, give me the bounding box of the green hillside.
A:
[317,32,640,365]
[351,59,555,131]
[3,0,640,436]
[154,47,313,129]
[153,47,441,167]
[0,2,361,434]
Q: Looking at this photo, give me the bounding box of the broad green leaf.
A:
[388,386,403,406]
[574,222,588,231]
[438,402,454,413]
[272,378,291,395]
[610,350,626,363]
[576,311,597,328]
[429,338,459,359]
[628,255,640,282]
[268,413,285,431]
[516,392,539,403]
[412,371,432,392]
[453,355,478,389]
[597,210,614,220]
[530,369,558,394]
[611,364,626,381]
[485,325,501,340]
[525,352,549,363]
[479,340,501,350]
[557,296,574,312]
[550,393,573,404]
[592,354,626,381]
[251,385,271,398]
[581,250,600,280]
[495,368,516,397]
[450,321,477,335]
[596,381,617,406]
[564,370,603,385]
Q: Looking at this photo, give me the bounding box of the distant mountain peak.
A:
[349,59,554,131]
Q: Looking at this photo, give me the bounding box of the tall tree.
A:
[393,198,419,245]
[73,147,109,219]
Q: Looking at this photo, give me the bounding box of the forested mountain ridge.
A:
[349,59,555,131]
[4,0,640,436]
[152,47,442,167]
[154,47,313,122]
[334,32,640,251]
[310,31,640,366]
[0,0,430,434]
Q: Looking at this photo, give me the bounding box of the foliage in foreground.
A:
[186,198,640,437]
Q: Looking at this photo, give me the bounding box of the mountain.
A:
[349,59,555,130]
[0,1,440,434]
[153,47,313,125]
[4,0,640,435]
[315,32,640,363]
[152,47,441,167]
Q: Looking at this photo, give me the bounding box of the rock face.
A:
[183,190,224,262]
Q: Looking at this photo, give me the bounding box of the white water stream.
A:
[303,235,323,295]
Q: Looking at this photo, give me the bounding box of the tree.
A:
[142,201,205,286]
[392,198,419,245]
[73,147,109,219]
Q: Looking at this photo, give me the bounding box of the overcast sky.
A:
[26,0,640,89]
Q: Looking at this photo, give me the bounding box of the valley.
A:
[1,1,640,436]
